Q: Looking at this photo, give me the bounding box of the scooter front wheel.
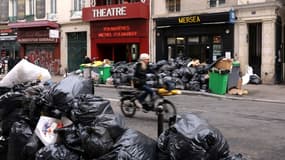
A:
[120,99,136,117]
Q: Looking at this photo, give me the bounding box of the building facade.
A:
[6,0,61,74]
[57,0,90,72]
[82,0,150,62]
[1,0,285,83]
[152,0,285,84]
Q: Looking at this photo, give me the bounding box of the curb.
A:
[95,84,285,104]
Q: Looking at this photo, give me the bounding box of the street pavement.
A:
[1,74,285,104]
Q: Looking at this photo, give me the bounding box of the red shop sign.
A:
[83,2,149,21]
[92,20,148,38]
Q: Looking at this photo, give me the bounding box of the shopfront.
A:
[0,27,19,58]
[155,12,234,63]
[8,21,61,74]
[82,2,149,62]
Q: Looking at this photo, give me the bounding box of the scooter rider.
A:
[133,53,154,111]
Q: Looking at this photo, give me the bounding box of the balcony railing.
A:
[8,15,35,23]
[8,16,17,22]
[25,15,35,21]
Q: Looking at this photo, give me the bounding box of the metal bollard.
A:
[157,105,164,137]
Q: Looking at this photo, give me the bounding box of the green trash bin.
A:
[98,66,111,83]
[80,64,85,71]
[209,70,229,95]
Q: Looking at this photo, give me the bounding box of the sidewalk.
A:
[1,74,285,104]
[181,84,285,104]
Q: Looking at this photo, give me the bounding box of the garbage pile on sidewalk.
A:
[110,57,262,95]
[0,60,247,159]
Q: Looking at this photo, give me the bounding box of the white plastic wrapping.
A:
[0,59,51,87]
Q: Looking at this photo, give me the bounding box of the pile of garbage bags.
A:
[0,75,159,160]
[0,73,247,160]
[111,57,213,91]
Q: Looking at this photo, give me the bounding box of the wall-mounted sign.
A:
[229,8,235,24]
[17,30,58,43]
[83,2,149,21]
[156,12,231,27]
[92,6,127,18]
[178,16,201,24]
[93,20,147,38]
[49,29,59,38]
[97,25,137,38]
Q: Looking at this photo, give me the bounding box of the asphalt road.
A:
[94,87,285,160]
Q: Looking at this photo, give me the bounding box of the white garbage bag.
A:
[242,66,253,85]
[0,59,51,87]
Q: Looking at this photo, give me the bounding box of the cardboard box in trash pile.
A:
[214,58,233,70]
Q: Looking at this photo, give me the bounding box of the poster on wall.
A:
[0,0,8,21]
[36,0,46,19]
[17,0,25,20]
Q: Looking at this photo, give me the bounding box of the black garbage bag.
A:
[0,92,31,137]
[0,87,11,96]
[92,114,126,140]
[187,81,201,91]
[46,75,93,113]
[23,133,44,160]
[96,129,157,160]
[54,124,85,153]
[249,74,262,84]
[158,113,230,160]
[69,94,113,125]
[0,135,8,160]
[23,85,45,96]
[35,143,81,160]
[12,80,41,92]
[7,120,33,160]
[0,92,29,120]
[81,126,114,159]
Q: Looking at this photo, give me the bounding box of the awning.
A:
[8,20,59,29]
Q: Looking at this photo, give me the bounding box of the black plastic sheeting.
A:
[44,75,94,113]
[96,129,158,160]
[69,94,114,125]
[35,144,81,160]
[158,113,230,160]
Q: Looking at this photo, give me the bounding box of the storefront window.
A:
[188,36,199,44]
[167,37,176,45]
[201,36,210,44]
[212,35,222,61]
[176,37,185,44]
